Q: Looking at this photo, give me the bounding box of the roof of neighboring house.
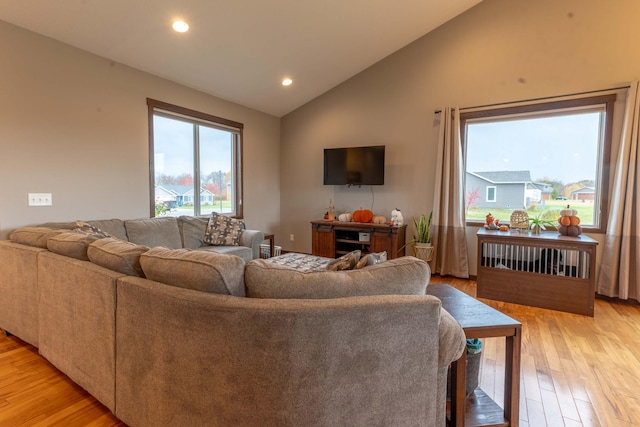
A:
[468,171,532,184]
[155,184,214,196]
[532,182,553,193]
[571,186,595,195]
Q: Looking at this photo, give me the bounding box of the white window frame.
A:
[486,186,497,203]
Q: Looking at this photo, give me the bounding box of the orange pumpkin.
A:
[559,216,571,226]
[569,216,580,226]
[352,209,373,223]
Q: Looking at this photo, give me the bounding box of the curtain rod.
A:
[434,84,630,114]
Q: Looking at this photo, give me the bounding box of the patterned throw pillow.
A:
[355,251,388,269]
[203,213,245,246]
[325,250,361,271]
[74,221,112,238]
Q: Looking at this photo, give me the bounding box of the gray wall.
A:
[0,20,281,241]
[280,0,640,275]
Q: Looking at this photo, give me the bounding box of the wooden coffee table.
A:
[427,284,522,427]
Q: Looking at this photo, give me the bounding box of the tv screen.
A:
[323,145,385,186]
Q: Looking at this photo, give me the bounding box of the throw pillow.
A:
[203,213,244,246]
[74,221,112,238]
[355,251,388,269]
[325,250,361,271]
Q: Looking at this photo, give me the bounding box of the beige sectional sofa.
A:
[0,216,466,427]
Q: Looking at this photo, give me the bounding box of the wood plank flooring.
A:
[430,275,640,427]
[1,277,639,426]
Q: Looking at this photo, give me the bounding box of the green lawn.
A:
[467,200,594,226]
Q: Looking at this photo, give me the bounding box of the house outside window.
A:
[462,94,615,232]
[147,99,243,218]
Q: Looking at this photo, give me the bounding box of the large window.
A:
[462,95,615,232]
[147,99,243,218]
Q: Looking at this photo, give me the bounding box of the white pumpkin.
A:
[560,205,577,217]
[372,215,387,224]
[338,212,352,222]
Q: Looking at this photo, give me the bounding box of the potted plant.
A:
[528,211,555,234]
[413,211,433,247]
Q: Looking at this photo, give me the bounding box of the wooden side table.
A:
[427,284,522,427]
[263,234,275,258]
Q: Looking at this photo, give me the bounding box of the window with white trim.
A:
[147,99,243,218]
[486,186,496,202]
[462,95,615,232]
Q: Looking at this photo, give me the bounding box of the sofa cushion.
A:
[195,245,253,264]
[178,216,210,249]
[203,213,244,246]
[245,256,430,299]
[125,217,182,249]
[87,238,149,277]
[9,227,67,248]
[140,247,246,296]
[47,231,103,261]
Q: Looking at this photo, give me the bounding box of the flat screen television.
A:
[323,145,385,186]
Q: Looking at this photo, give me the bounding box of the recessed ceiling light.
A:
[172,20,189,33]
[282,78,293,86]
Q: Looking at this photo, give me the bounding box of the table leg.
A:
[504,328,522,426]
[449,351,466,427]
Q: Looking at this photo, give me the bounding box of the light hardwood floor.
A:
[1,277,639,426]
[430,275,640,427]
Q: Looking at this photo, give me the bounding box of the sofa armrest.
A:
[239,229,264,259]
[438,308,466,367]
[436,308,466,427]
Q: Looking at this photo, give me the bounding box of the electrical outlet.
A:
[28,193,52,206]
[290,234,295,241]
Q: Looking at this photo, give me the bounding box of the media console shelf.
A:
[311,221,407,259]
[477,228,598,316]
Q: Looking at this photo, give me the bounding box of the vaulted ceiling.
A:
[0,0,481,117]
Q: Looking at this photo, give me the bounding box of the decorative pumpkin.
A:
[338,212,352,222]
[560,205,578,217]
[558,205,582,236]
[352,209,374,223]
[372,215,387,224]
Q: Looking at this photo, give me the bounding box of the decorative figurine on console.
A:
[484,212,500,230]
[390,208,404,227]
[324,199,336,221]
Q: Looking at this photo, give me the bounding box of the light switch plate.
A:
[28,193,52,206]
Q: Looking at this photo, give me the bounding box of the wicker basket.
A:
[510,210,529,229]
[413,244,434,262]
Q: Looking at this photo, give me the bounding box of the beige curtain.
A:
[431,107,469,278]
[596,82,640,300]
